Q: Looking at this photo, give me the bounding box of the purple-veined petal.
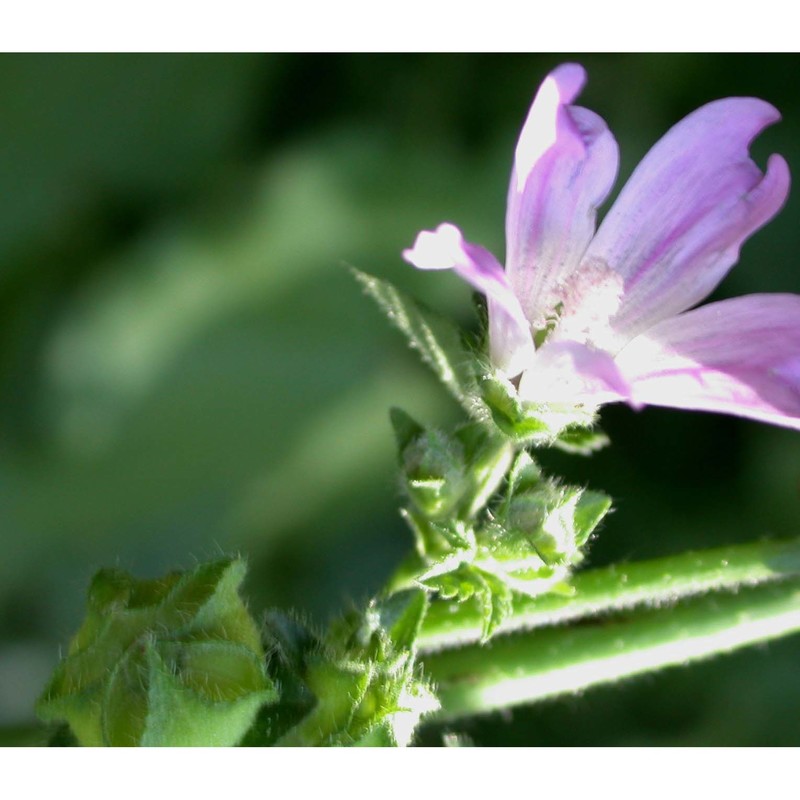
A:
[506,63,619,329]
[403,222,534,375]
[585,98,791,345]
[518,339,634,408]
[614,294,800,430]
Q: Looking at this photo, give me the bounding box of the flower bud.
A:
[504,485,611,567]
[269,590,437,747]
[37,559,276,746]
[391,408,467,518]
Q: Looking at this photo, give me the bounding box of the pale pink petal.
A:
[403,223,534,375]
[506,63,619,329]
[518,339,634,408]
[614,294,800,430]
[585,98,790,344]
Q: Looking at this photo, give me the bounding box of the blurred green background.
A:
[1,53,799,746]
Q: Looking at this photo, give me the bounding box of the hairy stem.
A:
[422,576,800,720]
[418,537,800,652]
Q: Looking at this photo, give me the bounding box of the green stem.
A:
[423,576,800,721]
[418,537,800,652]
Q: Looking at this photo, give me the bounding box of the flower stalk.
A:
[423,577,800,721]
[418,537,800,652]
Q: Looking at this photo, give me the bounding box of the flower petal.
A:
[585,98,791,345]
[518,339,633,408]
[506,63,619,329]
[403,223,534,375]
[614,294,800,430]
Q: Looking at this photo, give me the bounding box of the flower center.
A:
[537,259,625,352]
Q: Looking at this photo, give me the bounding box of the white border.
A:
[0,1,793,52]
[6,747,796,798]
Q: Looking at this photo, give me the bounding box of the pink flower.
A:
[403,64,800,431]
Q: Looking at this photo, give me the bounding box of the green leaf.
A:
[353,269,481,413]
[423,576,800,720]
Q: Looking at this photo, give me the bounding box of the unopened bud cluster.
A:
[37,559,275,746]
[392,407,611,638]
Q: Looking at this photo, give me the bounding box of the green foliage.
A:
[3,55,800,747]
[552,425,611,456]
[422,565,513,641]
[389,413,611,640]
[37,559,276,746]
[252,591,437,746]
[392,408,513,523]
[356,268,609,455]
[391,408,469,519]
[480,371,599,445]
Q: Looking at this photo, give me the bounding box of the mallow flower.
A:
[403,64,800,432]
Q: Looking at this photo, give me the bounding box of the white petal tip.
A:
[402,223,464,271]
[514,64,588,194]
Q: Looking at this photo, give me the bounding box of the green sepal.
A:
[240,610,321,746]
[37,558,276,746]
[352,721,399,747]
[572,490,613,550]
[453,422,514,517]
[553,425,611,455]
[281,656,372,746]
[269,590,438,746]
[401,507,476,560]
[353,269,482,414]
[392,409,514,526]
[389,406,426,453]
[422,564,513,641]
[391,408,469,519]
[371,589,429,652]
[504,450,543,498]
[480,372,597,445]
[502,481,612,567]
